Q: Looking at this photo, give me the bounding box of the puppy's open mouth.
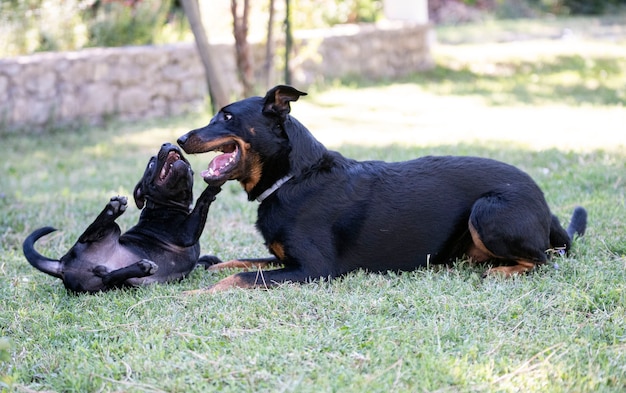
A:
[159,150,182,182]
[201,142,240,181]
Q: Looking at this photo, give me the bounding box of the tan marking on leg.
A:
[208,260,271,271]
[211,269,273,292]
[468,220,497,262]
[483,260,536,278]
[269,242,286,261]
[466,244,493,263]
[183,273,259,295]
[209,274,252,292]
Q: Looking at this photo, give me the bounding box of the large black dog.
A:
[177,85,587,292]
[23,143,221,293]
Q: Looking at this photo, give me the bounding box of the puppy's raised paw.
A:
[107,196,128,216]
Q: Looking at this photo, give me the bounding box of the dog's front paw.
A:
[203,177,228,188]
[106,196,128,216]
[138,259,158,275]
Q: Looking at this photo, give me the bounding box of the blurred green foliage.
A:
[84,0,173,47]
[556,0,626,14]
[0,0,176,56]
[0,0,624,57]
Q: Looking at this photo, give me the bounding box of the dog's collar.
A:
[256,174,293,203]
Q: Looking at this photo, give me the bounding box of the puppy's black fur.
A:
[177,85,587,292]
[23,143,221,293]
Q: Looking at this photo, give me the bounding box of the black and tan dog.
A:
[23,143,221,293]
[177,85,587,292]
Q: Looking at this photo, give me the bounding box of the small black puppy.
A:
[23,143,221,293]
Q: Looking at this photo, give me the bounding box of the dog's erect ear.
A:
[262,85,307,118]
[133,181,145,209]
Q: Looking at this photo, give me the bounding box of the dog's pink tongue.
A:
[201,153,231,178]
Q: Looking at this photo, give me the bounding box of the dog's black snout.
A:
[161,142,176,151]
[177,135,188,147]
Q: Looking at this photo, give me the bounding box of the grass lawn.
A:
[1,18,626,392]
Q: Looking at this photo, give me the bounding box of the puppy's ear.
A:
[263,85,307,118]
[133,182,145,209]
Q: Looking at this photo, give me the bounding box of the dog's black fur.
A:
[23,143,221,293]
[177,85,587,292]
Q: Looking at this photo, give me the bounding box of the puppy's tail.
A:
[22,227,63,279]
[566,206,587,241]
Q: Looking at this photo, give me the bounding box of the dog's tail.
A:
[22,227,63,279]
[566,206,587,241]
[549,206,587,253]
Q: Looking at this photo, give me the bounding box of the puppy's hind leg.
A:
[94,259,158,287]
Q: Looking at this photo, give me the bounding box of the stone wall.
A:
[0,22,433,133]
[292,22,433,85]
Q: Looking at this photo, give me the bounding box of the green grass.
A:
[2,20,626,392]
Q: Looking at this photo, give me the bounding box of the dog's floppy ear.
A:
[133,181,145,209]
[262,85,307,118]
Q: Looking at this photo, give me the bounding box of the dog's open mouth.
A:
[201,142,240,181]
[159,150,182,182]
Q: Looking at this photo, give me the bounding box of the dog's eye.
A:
[223,112,232,121]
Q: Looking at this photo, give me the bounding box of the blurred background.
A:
[1,0,624,135]
[1,0,625,56]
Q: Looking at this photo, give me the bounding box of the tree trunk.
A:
[264,0,276,88]
[180,0,230,112]
[284,0,292,85]
[231,0,253,97]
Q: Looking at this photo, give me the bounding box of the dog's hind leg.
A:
[78,196,128,243]
[185,266,321,294]
[206,257,278,271]
[468,193,550,278]
[196,255,278,271]
[548,214,571,253]
[94,259,158,287]
[482,259,538,277]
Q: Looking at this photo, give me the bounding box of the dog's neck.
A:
[143,199,191,213]
[256,174,293,203]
